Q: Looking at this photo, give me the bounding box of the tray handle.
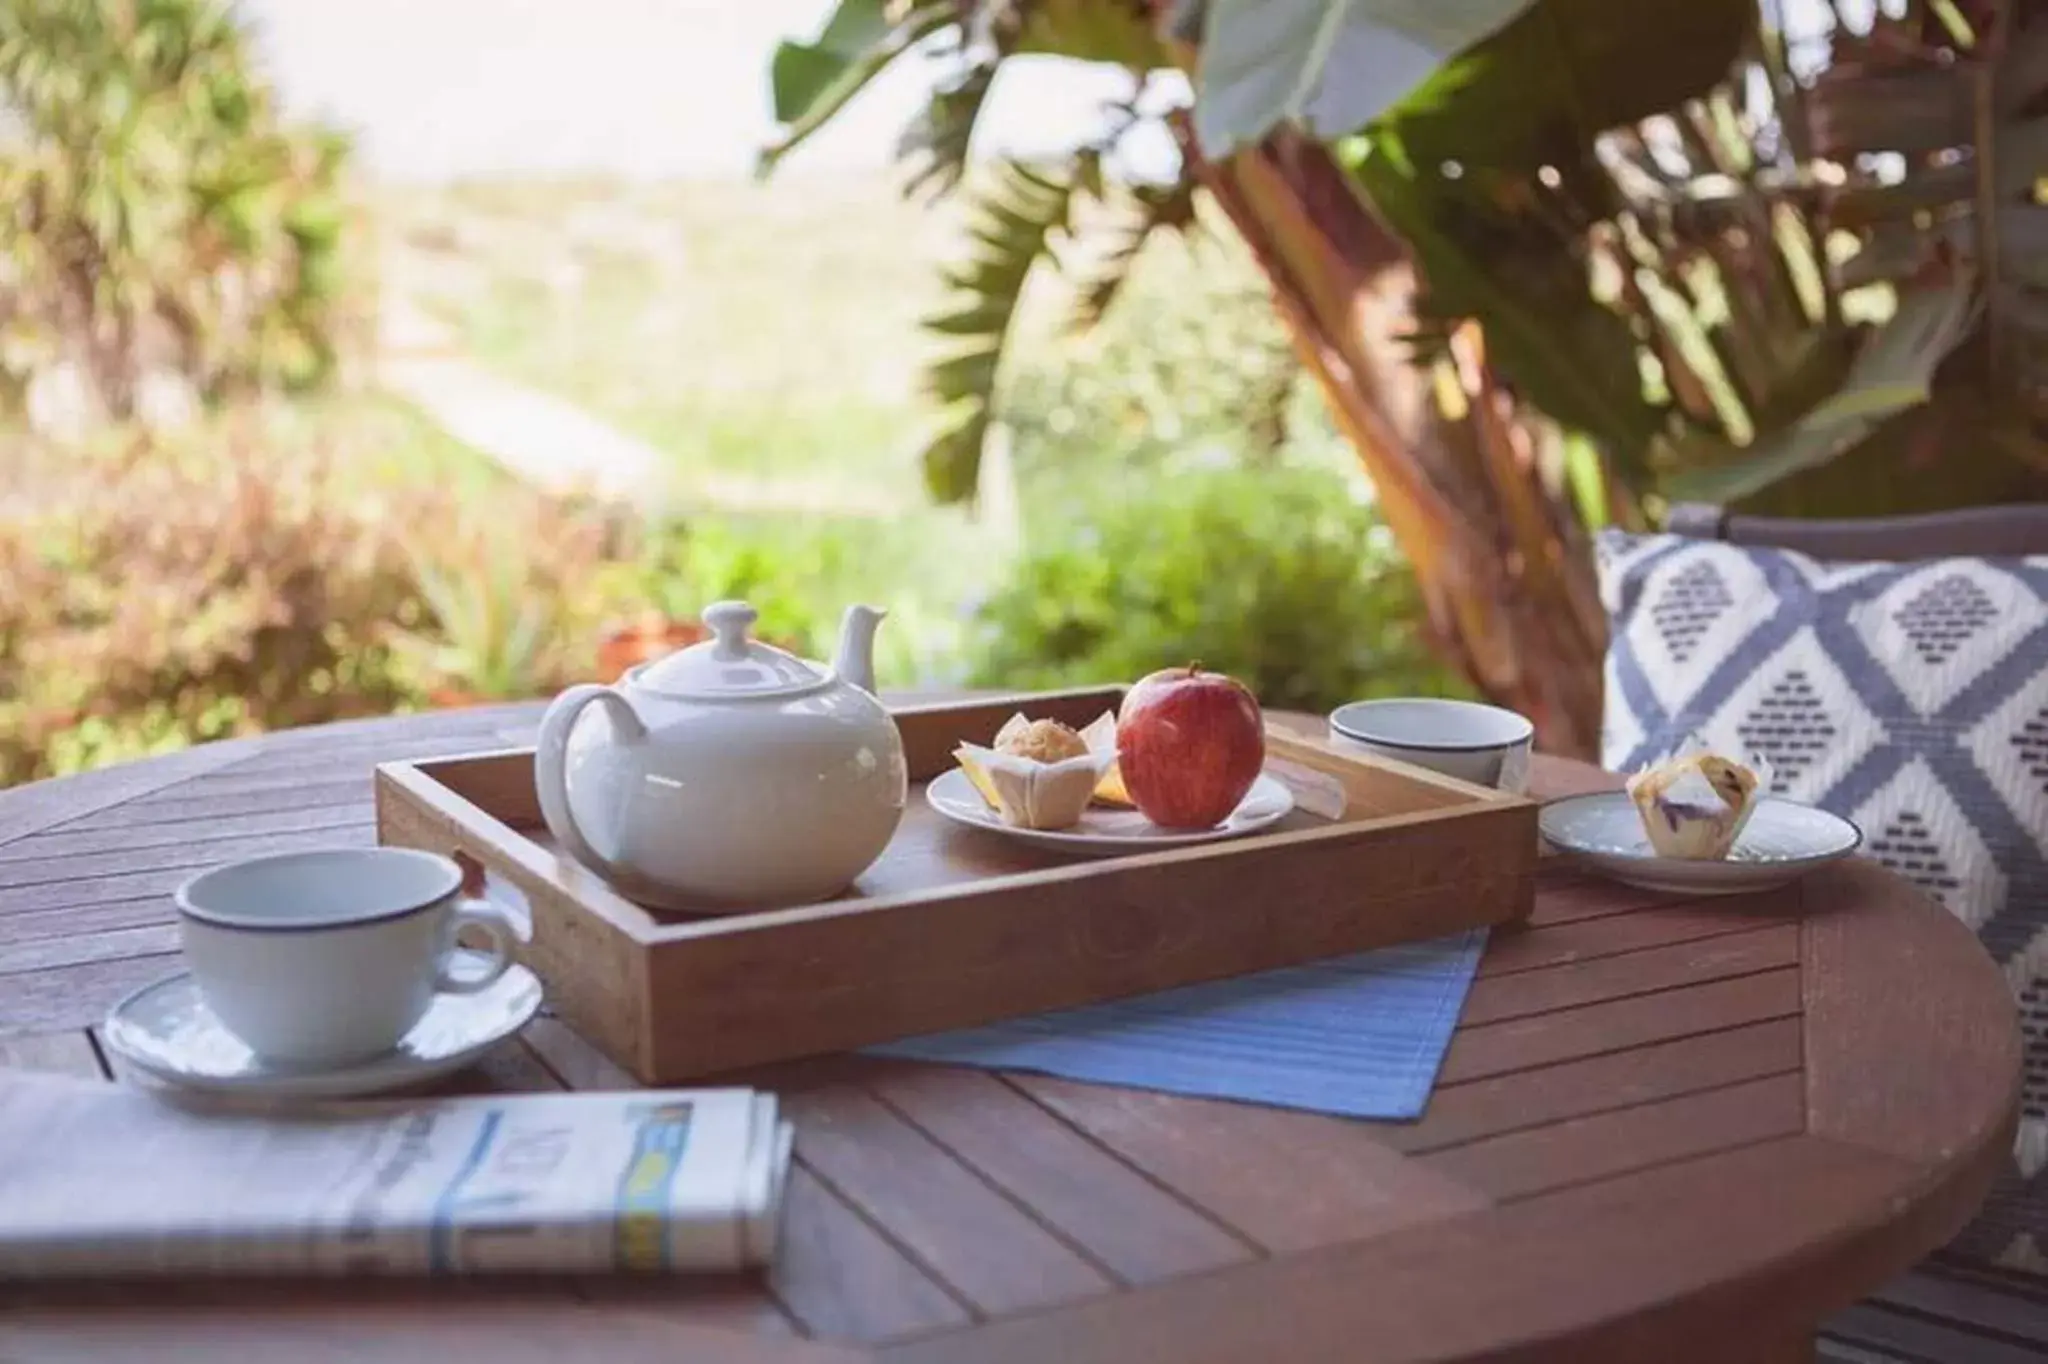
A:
[534,683,645,885]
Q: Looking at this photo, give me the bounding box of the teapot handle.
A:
[534,684,646,886]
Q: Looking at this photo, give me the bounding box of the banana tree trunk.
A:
[1183,126,1607,759]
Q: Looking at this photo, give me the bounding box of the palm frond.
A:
[1803,8,2048,406]
[1066,175,1201,333]
[899,62,996,202]
[919,158,1084,502]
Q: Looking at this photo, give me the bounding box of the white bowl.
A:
[1328,698,1535,792]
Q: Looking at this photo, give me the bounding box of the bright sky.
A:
[243,0,1151,181]
[244,0,1852,184]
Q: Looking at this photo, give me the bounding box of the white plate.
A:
[102,953,544,1099]
[1539,792,1863,896]
[926,768,1295,858]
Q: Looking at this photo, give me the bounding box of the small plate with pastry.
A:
[1538,748,1861,895]
[928,668,1295,858]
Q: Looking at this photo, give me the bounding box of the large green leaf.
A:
[1333,0,1776,498]
[1353,136,1666,478]
[1193,0,1535,157]
[768,0,891,123]
[1667,277,1981,504]
[760,0,953,172]
[1381,0,1753,174]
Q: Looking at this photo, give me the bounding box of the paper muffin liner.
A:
[1624,735,1773,861]
[955,742,1118,831]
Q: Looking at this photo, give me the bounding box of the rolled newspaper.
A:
[0,1073,792,1277]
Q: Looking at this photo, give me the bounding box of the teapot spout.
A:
[832,605,886,695]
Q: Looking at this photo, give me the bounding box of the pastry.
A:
[956,712,1119,830]
[1626,751,1764,859]
[997,717,1089,764]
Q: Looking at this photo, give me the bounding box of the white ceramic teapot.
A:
[533,601,906,909]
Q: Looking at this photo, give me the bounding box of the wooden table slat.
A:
[772,1165,974,1344]
[0,820,378,897]
[1801,860,2022,1167]
[1420,1072,1808,1202]
[146,766,386,803]
[783,1084,1115,1316]
[877,1137,1922,1364]
[860,1062,1255,1285]
[0,954,186,1039]
[1461,923,1800,1027]
[1438,967,1804,1085]
[60,776,372,830]
[0,739,258,848]
[564,1277,802,1342]
[0,803,373,868]
[1523,873,1683,928]
[1009,1075,1490,1254]
[1388,1017,1805,1155]
[1478,888,1802,978]
[0,923,178,978]
[523,1015,640,1091]
[222,728,534,776]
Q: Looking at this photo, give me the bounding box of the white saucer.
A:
[1539,792,1863,896]
[102,954,544,1099]
[926,768,1295,859]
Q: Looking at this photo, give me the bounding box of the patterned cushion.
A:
[1599,530,2048,1273]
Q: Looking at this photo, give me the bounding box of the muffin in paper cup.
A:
[955,713,1120,831]
[1624,742,1772,860]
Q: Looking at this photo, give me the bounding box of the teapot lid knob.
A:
[635,599,824,699]
[702,601,759,660]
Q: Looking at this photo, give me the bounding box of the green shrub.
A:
[966,465,1466,714]
[997,233,1349,501]
[0,404,604,785]
[0,416,424,784]
[393,494,616,703]
[626,512,986,687]
[0,0,358,422]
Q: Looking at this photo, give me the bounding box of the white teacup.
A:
[1329,698,1535,793]
[174,848,518,1068]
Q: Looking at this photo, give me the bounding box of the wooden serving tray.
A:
[373,687,1537,1083]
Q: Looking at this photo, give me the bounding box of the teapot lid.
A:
[634,601,828,700]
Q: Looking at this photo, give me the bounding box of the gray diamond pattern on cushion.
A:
[2019,707,2048,788]
[1737,669,1837,791]
[1864,810,1964,905]
[1601,531,2048,1275]
[1895,572,2001,666]
[1650,558,1734,664]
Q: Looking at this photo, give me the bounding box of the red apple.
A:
[1116,666,1265,829]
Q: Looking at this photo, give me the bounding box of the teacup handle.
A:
[436,898,516,995]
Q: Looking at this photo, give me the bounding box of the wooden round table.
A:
[0,704,2020,1363]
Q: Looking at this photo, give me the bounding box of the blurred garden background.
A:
[6,0,2045,786]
